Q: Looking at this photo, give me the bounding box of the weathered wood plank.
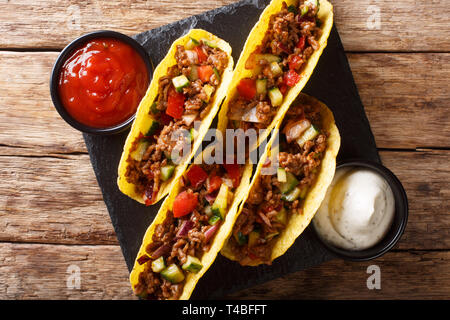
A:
[0,0,449,51]
[0,243,131,299]
[0,52,86,155]
[1,242,448,299]
[0,154,118,245]
[226,250,450,299]
[0,150,448,250]
[349,53,450,149]
[380,150,450,251]
[0,52,448,154]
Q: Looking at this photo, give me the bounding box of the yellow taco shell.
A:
[221,93,341,266]
[217,0,333,151]
[129,146,253,300]
[117,29,234,205]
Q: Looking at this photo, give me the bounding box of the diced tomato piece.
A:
[279,83,288,95]
[284,70,301,87]
[194,45,208,63]
[186,165,208,188]
[277,42,289,53]
[288,55,303,71]
[172,191,198,217]
[166,86,185,119]
[224,162,241,188]
[237,78,256,100]
[296,36,306,51]
[197,65,214,83]
[263,204,282,213]
[248,251,259,260]
[160,112,173,125]
[207,175,222,193]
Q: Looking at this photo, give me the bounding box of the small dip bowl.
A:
[312,159,408,261]
[50,30,152,135]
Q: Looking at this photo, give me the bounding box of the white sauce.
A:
[313,167,395,251]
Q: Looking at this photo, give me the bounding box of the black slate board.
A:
[83,0,380,299]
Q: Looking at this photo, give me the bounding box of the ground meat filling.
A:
[124,40,229,205]
[133,162,241,299]
[227,0,321,131]
[229,100,327,265]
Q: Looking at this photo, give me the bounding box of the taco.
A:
[218,0,333,149]
[221,93,340,266]
[117,29,234,205]
[129,148,253,299]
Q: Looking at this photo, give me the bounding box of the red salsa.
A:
[58,38,149,128]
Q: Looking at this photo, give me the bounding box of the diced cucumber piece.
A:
[276,207,287,225]
[201,38,217,48]
[268,87,283,107]
[151,256,165,273]
[204,205,212,217]
[234,231,247,245]
[248,230,260,247]
[301,5,309,17]
[202,84,215,103]
[305,0,320,12]
[269,61,283,77]
[208,214,221,225]
[160,165,175,182]
[130,139,150,161]
[182,255,203,273]
[213,67,220,81]
[265,232,279,241]
[150,101,160,114]
[280,171,299,194]
[185,37,199,50]
[296,124,319,147]
[189,127,197,142]
[172,75,190,93]
[146,120,160,137]
[277,167,287,183]
[160,264,185,283]
[281,186,302,202]
[188,65,199,81]
[256,79,267,96]
[211,184,229,219]
[256,54,281,64]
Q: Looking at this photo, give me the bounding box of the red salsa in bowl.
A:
[51,31,151,134]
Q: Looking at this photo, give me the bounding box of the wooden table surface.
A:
[0,0,449,300]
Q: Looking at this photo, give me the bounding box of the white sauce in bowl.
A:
[313,167,395,251]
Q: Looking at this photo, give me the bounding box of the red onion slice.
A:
[204,193,217,204]
[204,223,220,243]
[150,243,171,259]
[176,219,194,238]
[185,50,198,64]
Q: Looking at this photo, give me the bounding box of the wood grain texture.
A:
[0,0,448,301]
[0,0,449,51]
[1,150,448,250]
[1,242,448,299]
[349,53,450,149]
[0,154,117,245]
[226,250,450,300]
[0,243,131,299]
[0,52,448,155]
